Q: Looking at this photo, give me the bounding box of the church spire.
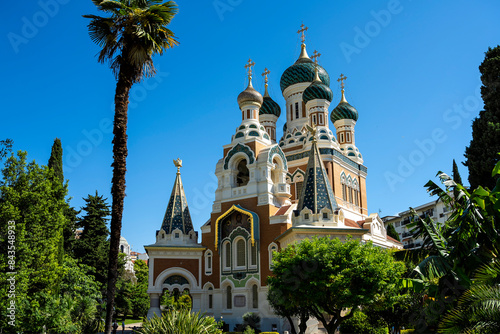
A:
[161,158,194,234]
[296,125,338,214]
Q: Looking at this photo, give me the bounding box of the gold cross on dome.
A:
[297,24,308,44]
[337,73,347,92]
[244,58,255,79]
[311,50,321,64]
[262,68,270,84]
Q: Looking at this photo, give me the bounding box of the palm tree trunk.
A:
[104,63,133,334]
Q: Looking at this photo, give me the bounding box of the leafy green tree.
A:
[0,152,67,331]
[268,287,310,334]
[83,2,179,331]
[267,237,405,334]
[0,138,13,161]
[386,223,400,242]
[464,45,500,190]
[137,309,222,334]
[74,191,111,288]
[131,259,150,318]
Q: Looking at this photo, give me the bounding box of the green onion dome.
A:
[280,45,330,92]
[303,68,333,104]
[330,92,358,123]
[237,79,263,108]
[260,96,281,117]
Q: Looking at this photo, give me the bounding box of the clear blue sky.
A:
[2,0,499,253]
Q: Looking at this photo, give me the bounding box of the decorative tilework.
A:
[280,62,330,92]
[331,101,358,122]
[224,143,255,170]
[286,148,368,173]
[161,172,194,235]
[296,142,338,213]
[268,144,288,170]
[248,131,259,137]
[303,81,333,104]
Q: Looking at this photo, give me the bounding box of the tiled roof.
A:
[161,171,194,235]
[275,205,291,216]
[296,141,338,213]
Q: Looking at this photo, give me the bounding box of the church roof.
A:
[160,159,194,235]
[296,135,338,213]
[280,44,330,92]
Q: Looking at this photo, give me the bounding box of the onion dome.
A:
[260,81,281,117]
[280,44,330,92]
[330,89,358,123]
[237,78,263,108]
[303,66,333,104]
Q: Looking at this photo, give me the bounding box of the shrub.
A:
[136,309,222,334]
[340,310,388,334]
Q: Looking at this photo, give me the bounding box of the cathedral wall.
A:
[153,258,199,286]
[203,197,289,288]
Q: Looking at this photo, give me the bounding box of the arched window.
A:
[226,286,232,309]
[223,241,231,271]
[252,284,258,308]
[235,238,246,268]
[269,243,278,270]
[236,159,249,187]
[205,250,213,275]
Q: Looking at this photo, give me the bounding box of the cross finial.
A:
[244,58,255,80]
[297,24,308,44]
[337,74,348,102]
[311,50,321,64]
[262,68,270,84]
[173,158,182,174]
[337,73,347,92]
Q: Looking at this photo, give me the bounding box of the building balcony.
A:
[273,183,291,199]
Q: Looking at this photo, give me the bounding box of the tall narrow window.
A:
[226,286,232,309]
[354,189,359,206]
[252,284,258,308]
[342,184,347,201]
[269,244,278,270]
[312,114,317,125]
[346,132,351,142]
[224,242,231,269]
[290,105,293,120]
[302,102,306,117]
[208,287,213,309]
[319,113,323,125]
[295,102,299,119]
[349,187,353,204]
[296,181,303,199]
[247,110,250,119]
[236,239,246,267]
[250,242,257,267]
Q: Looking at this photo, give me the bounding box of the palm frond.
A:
[411,255,451,281]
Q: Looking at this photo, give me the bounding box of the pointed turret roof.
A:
[160,159,194,234]
[297,128,338,213]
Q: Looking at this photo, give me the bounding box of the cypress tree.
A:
[464,46,500,190]
[452,159,463,185]
[47,138,79,255]
[386,223,400,242]
[48,138,64,184]
[74,191,111,289]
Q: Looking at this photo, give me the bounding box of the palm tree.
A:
[83,1,178,332]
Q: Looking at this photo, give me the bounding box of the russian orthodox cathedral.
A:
[145,26,401,333]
